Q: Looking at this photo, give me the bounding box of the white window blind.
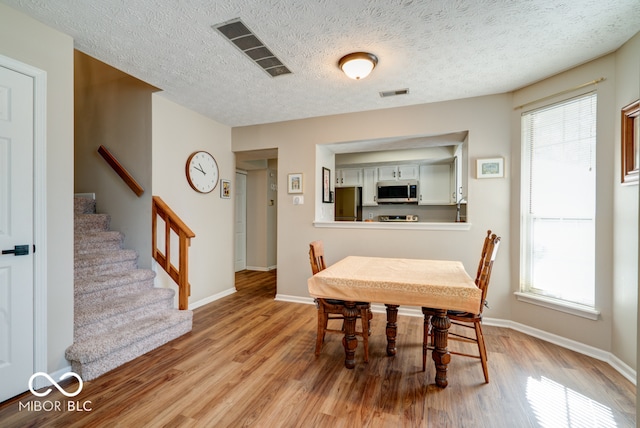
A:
[521,92,597,306]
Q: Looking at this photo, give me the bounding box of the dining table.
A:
[307,255,481,388]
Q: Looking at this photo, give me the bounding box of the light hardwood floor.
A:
[0,270,635,427]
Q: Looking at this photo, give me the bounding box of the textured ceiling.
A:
[2,0,639,127]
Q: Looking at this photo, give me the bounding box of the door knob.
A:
[2,245,30,256]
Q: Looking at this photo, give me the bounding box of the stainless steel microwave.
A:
[376,180,418,203]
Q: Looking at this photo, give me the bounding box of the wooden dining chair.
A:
[309,240,372,362]
[422,230,501,383]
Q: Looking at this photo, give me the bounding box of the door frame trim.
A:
[234,170,247,272]
[0,54,48,387]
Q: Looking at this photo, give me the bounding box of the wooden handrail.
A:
[152,196,195,310]
[98,145,144,196]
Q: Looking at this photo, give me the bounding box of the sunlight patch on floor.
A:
[526,376,617,427]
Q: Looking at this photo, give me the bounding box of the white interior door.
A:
[0,65,34,402]
[234,171,247,272]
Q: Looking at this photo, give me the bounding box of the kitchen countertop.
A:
[313,220,471,231]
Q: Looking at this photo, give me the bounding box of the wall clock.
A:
[186,151,219,193]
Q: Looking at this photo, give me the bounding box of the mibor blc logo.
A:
[19,372,92,413]
[28,372,83,397]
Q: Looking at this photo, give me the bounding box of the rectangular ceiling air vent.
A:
[379,88,410,98]
[214,19,291,77]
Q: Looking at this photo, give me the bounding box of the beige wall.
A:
[613,32,640,370]
[510,33,639,369]
[510,55,618,352]
[2,0,637,380]
[245,164,278,270]
[246,169,269,268]
[233,94,513,318]
[0,4,75,372]
[246,168,278,270]
[233,34,639,371]
[74,51,157,268]
[152,95,236,307]
[266,161,278,268]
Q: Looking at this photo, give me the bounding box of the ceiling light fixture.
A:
[338,52,378,80]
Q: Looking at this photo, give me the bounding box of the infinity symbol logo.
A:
[28,372,83,398]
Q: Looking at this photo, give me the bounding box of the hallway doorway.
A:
[234,149,278,275]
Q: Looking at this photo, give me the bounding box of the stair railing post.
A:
[151,196,195,311]
[164,217,171,272]
[152,201,158,260]
[178,231,191,310]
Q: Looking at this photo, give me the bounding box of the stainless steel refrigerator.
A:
[334,187,362,221]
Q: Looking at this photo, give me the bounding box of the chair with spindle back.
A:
[309,240,372,362]
[421,230,501,383]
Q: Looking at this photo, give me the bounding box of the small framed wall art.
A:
[287,173,303,194]
[621,99,639,184]
[322,167,332,203]
[477,158,504,179]
[220,179,231,198]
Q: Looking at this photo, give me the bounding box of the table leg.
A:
[430,309,451,388]
[342,301,358,369]
[384,304,399,356]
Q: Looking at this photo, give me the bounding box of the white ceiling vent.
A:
[214,19,291,77]
[380,88,410,98]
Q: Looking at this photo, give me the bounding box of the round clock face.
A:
[186,151,219,193]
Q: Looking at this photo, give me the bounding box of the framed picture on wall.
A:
[621,99,639,184]
[287,173,303,194]
[220,179,231,198]
[322,167,331,203]
[477,158,504,178]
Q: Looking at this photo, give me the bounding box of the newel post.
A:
[151,196,195,311]
[178,231,191,310]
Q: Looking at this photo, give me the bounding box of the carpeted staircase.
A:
[66,196,193,381]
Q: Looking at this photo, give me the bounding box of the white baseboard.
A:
[484,317,637,385]
[275,296,424,318]
[275,294,312,305]
[245,265,277,272]
[275,294,636,386]
[189,287,237,310]
[31,365,74,390]
[73,192,95,199]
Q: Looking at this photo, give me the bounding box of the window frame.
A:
[517,91,601,319]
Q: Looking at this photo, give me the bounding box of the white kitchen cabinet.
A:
[377,164,419,181]
[335,168,363,187]
[362,167,378,206]
[418,164,452,204]
[399,164,419,180]
[377,165,397,181]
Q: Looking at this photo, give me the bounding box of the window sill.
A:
[313,221,472,231]
[514,292,600,320]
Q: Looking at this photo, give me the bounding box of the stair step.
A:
[75,213,110,232]
[74,249,138,278]
[74,197,96,215]
[66,310,193,380]
[74,288,176,340]
[69,196,193,381]
[75,269,155,297]
[74,288,175,330]
[75,231,124,254]
[76,279,155,309]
